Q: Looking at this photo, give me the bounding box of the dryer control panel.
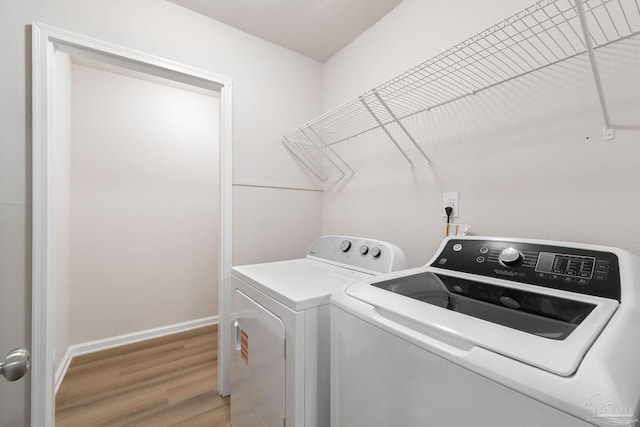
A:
[307,235,407,274]
[431,238,621,301]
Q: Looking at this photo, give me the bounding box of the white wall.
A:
[321,0,640,267]
[233,186,323,266]
[1,1,323,423]
[69,63,220,344]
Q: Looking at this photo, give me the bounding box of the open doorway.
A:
[50,52,220,358]
[32,24,232,426]
[53,50,220,372]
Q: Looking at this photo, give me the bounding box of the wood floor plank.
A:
[124,390,226,426]
[120,342,214,376]
[56,385,168,426]
[57,361,214,411]
[55,325,228,426]
[64,341,184,377]
[166,370,217,404]
[117,349,216,387]
[70,325,217,367]
[168,405,231,427]
[55,365,122,408]
[184,331,220,349]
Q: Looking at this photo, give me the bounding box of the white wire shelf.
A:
[283,0,640,180]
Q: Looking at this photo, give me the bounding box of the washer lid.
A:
[233,258,371,311]
[346,269,619,376]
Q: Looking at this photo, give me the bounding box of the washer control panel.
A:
[307,235,406,274]
[432,238,621,300]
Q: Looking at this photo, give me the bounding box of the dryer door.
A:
[231,289,286,427]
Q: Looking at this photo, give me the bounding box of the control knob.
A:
[499,247,523,266]
[370,247,382,258]
[359,245,369,255]
[340,240,352,252]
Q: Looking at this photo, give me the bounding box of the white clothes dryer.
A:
[230,235,406,427]
[331,236,640,427]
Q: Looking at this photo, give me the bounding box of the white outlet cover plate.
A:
[443,192,459,218]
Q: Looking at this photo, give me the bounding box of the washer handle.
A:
[373,307,475,354]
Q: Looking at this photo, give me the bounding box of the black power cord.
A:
[445,206,453,224]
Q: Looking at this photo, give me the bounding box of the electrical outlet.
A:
[442,192,459,218]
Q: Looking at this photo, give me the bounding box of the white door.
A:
[0,300,30,426]
[231,289,285,427]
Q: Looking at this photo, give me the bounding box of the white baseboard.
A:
[54,316,218,395]
[55,347,74,394]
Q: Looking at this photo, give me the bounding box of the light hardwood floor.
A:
[55,324,230,426]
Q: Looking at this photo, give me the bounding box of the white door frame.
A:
[31,23,233,426]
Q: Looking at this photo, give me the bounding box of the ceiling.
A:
[168,0,404,63]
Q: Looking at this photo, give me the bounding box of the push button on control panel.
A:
[595,259,610,280]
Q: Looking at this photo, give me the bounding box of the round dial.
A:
[340,240,352,252]
[359,245,369,255]
[370,247,382,258]
[499,247,523,266]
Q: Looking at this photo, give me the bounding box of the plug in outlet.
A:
[442,192,459,218]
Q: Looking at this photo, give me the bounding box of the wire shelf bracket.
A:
[282,137,328,182]
[302,126,355,179]
[360,95,415,170]
[373,90,432,167]
[574,0,615,141]
[283,128,355,181]
[283,0,640,180]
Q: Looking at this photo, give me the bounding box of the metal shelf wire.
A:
[283,0,640,180]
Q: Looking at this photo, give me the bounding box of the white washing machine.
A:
[230,235,406,427]
[331,236,640,427]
